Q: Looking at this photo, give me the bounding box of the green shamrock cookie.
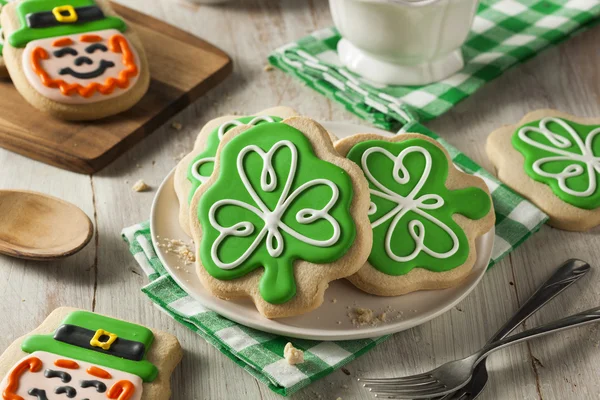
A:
[347,138,491,276]
[196,121,357,304]
[512,117,600,210]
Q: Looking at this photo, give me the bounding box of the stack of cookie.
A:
[0,0,149,120]
[175,107,496,318]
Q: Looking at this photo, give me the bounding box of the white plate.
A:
[150,121,494,340]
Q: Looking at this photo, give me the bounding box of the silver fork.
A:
[361,268,597,399]
[435,258,590,400]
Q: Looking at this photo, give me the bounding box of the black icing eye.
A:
[53,47,78,58]
[85,43,108,54]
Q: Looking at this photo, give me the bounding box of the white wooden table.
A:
[1,1,599,399]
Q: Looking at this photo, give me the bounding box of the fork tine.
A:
[363,377,437,388]
[371,386,452,399]
[369,382,446,394]
[365,379,446,391]
[360,373,433,384]
[366,381,445,391]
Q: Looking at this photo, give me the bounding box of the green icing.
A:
[512,117,600,210]
[186,115,283,203]
[21,311,158,382]
[197,123,356,304]
[9,0,127,48]
[347,139,491,276]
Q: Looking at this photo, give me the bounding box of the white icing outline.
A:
[517,117,600,198]
[208,140,341,270]
[362,146,459,262]
[191,116,276,184]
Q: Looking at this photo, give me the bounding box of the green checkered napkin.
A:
[269,0,600,131]
[122,120,548,396]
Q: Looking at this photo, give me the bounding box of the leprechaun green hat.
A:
[20,310,158,382]
[8,0,127,48]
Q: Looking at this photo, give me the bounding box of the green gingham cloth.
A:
[122,120,548,396]
[268,0,600,131]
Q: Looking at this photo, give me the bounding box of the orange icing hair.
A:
[54,359,80,369]
[80,34,103,43]
[52,38,74,47]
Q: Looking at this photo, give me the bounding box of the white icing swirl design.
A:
[191,116,276,184]
[208,140,341,269]
[362,146,459,262]
[517,117,600,198]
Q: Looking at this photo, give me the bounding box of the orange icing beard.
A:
[2,357,42,400]
[30,34,138,98]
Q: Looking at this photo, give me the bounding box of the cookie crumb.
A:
[156,237,195,265]
[171,121,183,130]
[132,180,151,192]
[331,298,337,304]
[348,307,401,327]
[264,64,275,72]
[354,307,373,325]
[284,342,304,365]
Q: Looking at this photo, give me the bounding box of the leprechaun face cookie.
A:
[335,134,494,296]
[174,107,300,237]
[1,0,149,120]
[0,308,182,400]
[189,117,372,318]
[487,109,600,231]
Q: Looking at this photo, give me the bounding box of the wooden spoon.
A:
[0,190,93,260]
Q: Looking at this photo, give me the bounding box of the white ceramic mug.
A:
[330,0,480,85]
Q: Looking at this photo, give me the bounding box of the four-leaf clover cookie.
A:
[487,109,600,231]
[174,107,299,236]
[189,117,372,318]
[336,133,494,296]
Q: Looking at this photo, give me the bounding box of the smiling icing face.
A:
[22,29,140,104]
[1,351,143,400]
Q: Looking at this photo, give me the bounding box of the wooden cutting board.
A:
[0,2,232,174]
